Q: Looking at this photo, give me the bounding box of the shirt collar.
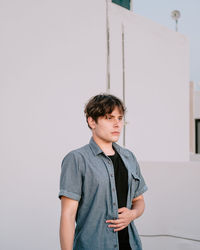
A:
[89,137,129,157]
[89,137,103,156]
[112,142,129,157]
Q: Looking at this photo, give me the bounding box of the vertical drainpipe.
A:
[122,24,126,147]
[107,1,127,146]
[106,0,111,93]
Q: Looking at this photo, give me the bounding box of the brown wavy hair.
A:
[84,93,126,129]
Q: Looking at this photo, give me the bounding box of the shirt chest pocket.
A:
[130,171,141,199]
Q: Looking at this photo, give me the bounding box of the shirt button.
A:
[113,202,116,206]
[110,174,113,177]
[112,188,115,192]
[114,244,117,248]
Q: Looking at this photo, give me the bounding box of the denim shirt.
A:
[59,137,148,250]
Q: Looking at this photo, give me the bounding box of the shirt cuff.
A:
[134,185,148,198]
[58,190,81,201]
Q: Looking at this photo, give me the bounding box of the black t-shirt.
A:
[108,149,132,250]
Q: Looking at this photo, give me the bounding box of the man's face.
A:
[89,107,124,143]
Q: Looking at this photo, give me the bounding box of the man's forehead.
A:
[108,107,123,116]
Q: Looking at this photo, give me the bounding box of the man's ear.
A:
[88,117,96,129]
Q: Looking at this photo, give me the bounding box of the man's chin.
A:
[111,136,120,142]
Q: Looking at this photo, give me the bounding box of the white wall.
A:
[108,3,190,161]
[0,1,193,250]
[137,161,200,250]
[194,91,200,118]
[0,1,106,249]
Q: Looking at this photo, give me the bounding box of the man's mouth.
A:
[111,132,120,135]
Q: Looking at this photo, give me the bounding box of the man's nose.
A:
[113,119,120,126]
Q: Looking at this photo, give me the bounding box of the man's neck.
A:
[92,135,115,156]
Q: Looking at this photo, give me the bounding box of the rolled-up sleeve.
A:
[58,151,82,201]
[132,153,148,198]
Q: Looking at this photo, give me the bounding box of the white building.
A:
[1,1,199,250]
[190,81,200,159]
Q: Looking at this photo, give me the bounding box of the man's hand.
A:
[106,195,145,232]
[106,207,137,232]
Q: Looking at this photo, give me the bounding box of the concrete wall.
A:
[1,1,106,249]
[194,91,200,118]
[137,161,200,250]
[0,1,194,250]
[194,90,200,155]
[190,82,195,153]
[108,3,190,161]
[189,82,200,156]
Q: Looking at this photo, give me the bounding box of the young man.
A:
[59,94,148,250]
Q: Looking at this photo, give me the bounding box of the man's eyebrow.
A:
[106,114,123,117]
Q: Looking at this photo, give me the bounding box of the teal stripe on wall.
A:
[112,0,130,10]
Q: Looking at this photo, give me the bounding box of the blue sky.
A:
[134,0,200,90]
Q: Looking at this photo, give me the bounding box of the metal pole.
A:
[106,0,111,93]
[122,24,126,147]
[176,19,178,32]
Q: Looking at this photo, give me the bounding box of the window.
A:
[112,0,130,10]
[195,119,200,154]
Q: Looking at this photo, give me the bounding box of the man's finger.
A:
[109,223,124,228]
[114,226,126,232]
[118,213,125,219]
[118,207,126,213]
[106,219,121,224]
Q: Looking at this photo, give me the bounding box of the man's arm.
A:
[60,196,79,250]
[131,194,145,219]
[106,195,145,232]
